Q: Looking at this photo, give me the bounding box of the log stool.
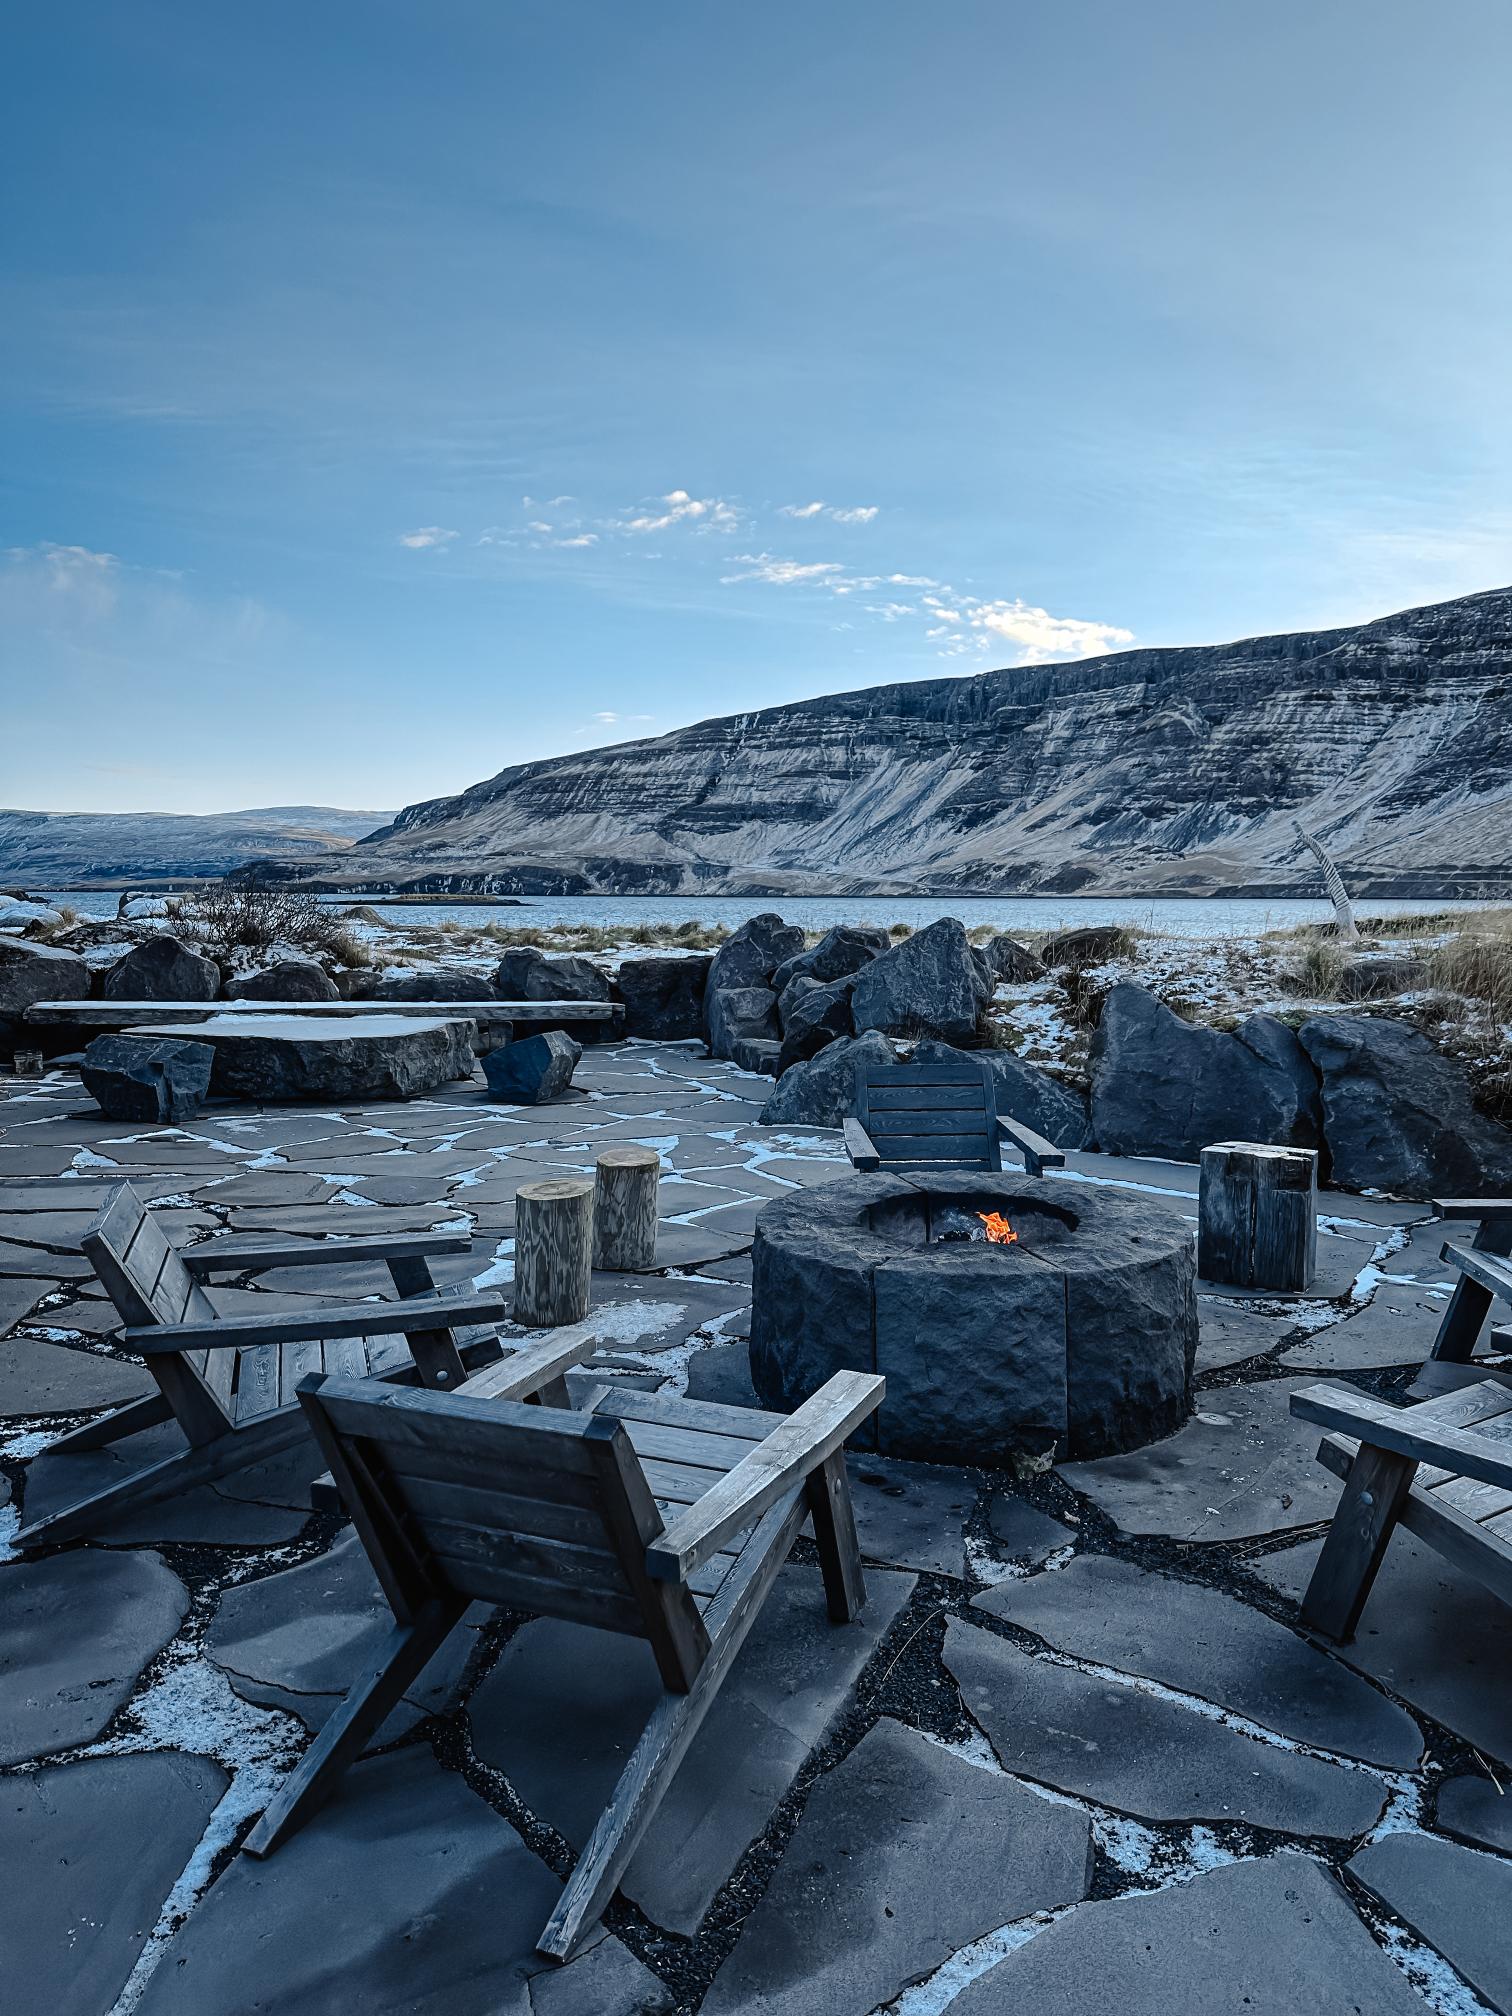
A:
[1199,1142,1318,1292]
[514,1177,594,1326]
[592,1146,661,1271]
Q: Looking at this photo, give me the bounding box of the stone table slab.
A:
[0,1550,188,1763]
[1058,1376,1342,1542]
[942,1617,1387,1836]
[1350,1831,1512,2014]
[0,1751,227,2016]
[1253,1532,1512,1766]
[950,1853,1428,2016]
[0,1336,153,1415]
[975,1554,1420,1767]
[702,1718,1092,2016]
[470,1564,914,1935]
[1437,1773,1512,1853]
[206,1531,486,1741]
[133,1747,669,2016]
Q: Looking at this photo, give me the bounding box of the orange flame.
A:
[978,1211,1018,1246]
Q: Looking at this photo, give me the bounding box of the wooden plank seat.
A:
[842,1057,1066,1178]
[13,1182,598,1550]
[1290,1373,1512,1640]
[244,1365,885,1962]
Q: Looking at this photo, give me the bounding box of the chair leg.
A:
[805,1450,867,1623]
[244,1598,464,1857]
[1300,1442,1417,1642]
[43,1392,175,1454]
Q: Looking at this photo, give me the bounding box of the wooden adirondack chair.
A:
[16,1182,591,1550]
[244,1364,885,1961]
[1408,1197,1512,1398]
[842,1057,1065,1178]
[1290,1373,1512,1640]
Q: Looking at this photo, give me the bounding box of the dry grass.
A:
[1281,936,1352,1000]
[1427,918,1512,1021]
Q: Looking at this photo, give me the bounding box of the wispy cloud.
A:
[619,489,742,536]
[778,501,879,524]
[778,501,826,519]
[967,599,1135,663]
[720,552,848,585]
[397,526,458,550]
[592,709,654,725]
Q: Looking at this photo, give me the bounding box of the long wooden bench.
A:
[24,997,620,1027]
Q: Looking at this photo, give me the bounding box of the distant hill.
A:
[289,586,1512,900]
[0,807,395,886]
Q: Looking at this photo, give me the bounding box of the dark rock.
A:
[777,980,855,1073]
[492,946,613,1002]
[1349,1833,1512,2016]
[702,913,805,1023]
[360,965,497,1002]
[851,917,986,1045]
[1090,982,1322,1161]
[1299,1012,1512,1196]
[707,983,778,1062]
[684,1340,761,1409]
[101,934,220,1001]
[132,1747,667,2016]
[227,959,339,1001]
[0,1551,188,1764]
[731,1034,781,1076]
[0,939,91,1054]
[980,933,1045,983]
[770,923,890,996]
[615,954,713,1039]
[0,1753,228,2016]
[942,1616,1386,1835]
[913,1037,1091,1149]
[1338,951,1430,999]
[774,971,822,1029]
[469,1564,914,1936]
[701,1719,1092,2016]
[145,1013,475,1101]
[482,1028,581,1103]
[80,1032,214,1122]
[949,1854,1429,2016]
[977,1553,1419,1767]
[1039,923,1129,967]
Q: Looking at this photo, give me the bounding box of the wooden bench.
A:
[1290,1374,1512,1640]
[24,997,620,1028]
[842,1058,1066,1178]
[14,1183,597,1549]
[1409,1199,1512,1398]
[244,1364,885,1961]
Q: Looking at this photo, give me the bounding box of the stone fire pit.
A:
[751,1171,1197,1464]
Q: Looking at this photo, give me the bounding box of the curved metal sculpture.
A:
[1292,820,1358,941]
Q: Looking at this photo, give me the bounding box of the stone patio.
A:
[1,1039,1509,2015]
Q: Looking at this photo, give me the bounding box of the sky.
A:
[4,0,1511,816]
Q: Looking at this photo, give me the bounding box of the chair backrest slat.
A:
[856,1060,1000,1171]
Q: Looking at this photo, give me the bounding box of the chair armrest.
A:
[181,1232,472,1278]
[842,1118,881,1170]
[1434,1197,1512,1222]
[645,1370,885,1582]
[457,1322,600,1402]
[1441,1242,1512,1305]
[998,1115,1065,1175]
[1289,1381,1512,1491]
[123,1290,511,1354]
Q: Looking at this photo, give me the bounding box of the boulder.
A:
[141,1014,475,1102]
[363,967,498,1002]
[980,934,1046,984]
[101,935,220,1002]
[775,972,823,1029]
[771,924,890,997]
[492,948,612,1003]
[702,913,804,1022]
[913,1039,1091,1150]
[0,940,90,1054]
[482,1029,582,1104]
[1039,924,1130,968]
[1338,954,1430,1001]
[615,954,713,1039]
[759,1031,899,1128]
[778,981,856,1074]
[708,985,779,1062]
[1090,983,1322,1163]
[80,1033,214,1123]
[732,1036,782,1076]
[1299,1013,1512,1197]
[851,917,985,1046]
[116,894,170,921]
[0,898,64,932]
[227,960,339,1002]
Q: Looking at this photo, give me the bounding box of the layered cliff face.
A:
[0,808,395,885]
[336,587,1512,897]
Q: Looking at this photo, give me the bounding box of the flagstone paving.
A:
[0,1044,1506,2014]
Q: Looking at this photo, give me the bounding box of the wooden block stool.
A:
[1199,1142,1318,1292]
[593,1146,660,1271]
[514,1178,595,1327]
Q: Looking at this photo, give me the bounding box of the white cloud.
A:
[829,505,879,524]
[526,520,553,533]
[397,526,458,550]
[620,489,741,535]
[967,599,1135,664]
[591,710,654,725]
[777,502,879,525]
[778,501,826,519]
[720,552,848,586]
[554,533,598,549]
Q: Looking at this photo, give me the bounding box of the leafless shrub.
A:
[174,887,351,963]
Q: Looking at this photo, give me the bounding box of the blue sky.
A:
[4,1,1510,815]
